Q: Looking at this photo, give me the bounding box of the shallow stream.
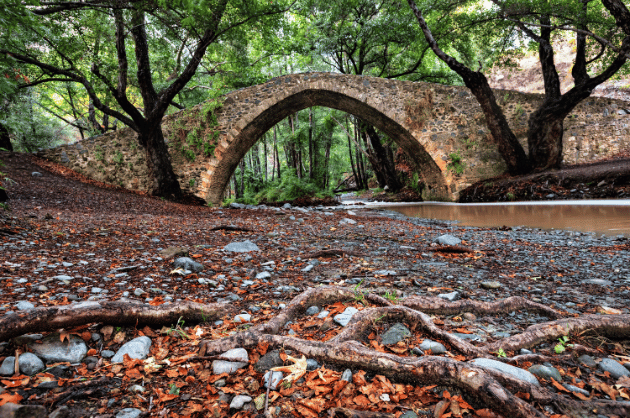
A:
[349,199,630,237]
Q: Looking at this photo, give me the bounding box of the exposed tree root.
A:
[403,295,563,318]
[487,313,630,352]
[329,407,396,417]
[306,249,363,258]
[209,225,252,232]
[0,300,235,342]
[4,286,630,417]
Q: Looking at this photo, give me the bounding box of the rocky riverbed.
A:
[1,152,629,417]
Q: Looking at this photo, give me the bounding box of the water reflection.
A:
[373,201,630,237]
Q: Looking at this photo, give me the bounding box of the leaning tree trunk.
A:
[137,124,182,200]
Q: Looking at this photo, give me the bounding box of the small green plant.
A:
[189,178,195,188]
[166,317,190,339]
[281,380,292,389]
[514,103,525,117]
[114,151,124,165]
[554,335,573,354]
[506,192,516,201]
[353,279,366,305]
[383,290,398,304]
[168,383,180,395]
[496,348,507,358]
[447,152,465,176]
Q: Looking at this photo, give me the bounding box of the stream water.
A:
[352,200,630,237]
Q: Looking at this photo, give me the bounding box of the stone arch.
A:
[205,88,446,204]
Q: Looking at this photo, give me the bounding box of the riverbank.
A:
[1,151,629,417]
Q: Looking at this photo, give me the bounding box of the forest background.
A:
[1,0,629,205]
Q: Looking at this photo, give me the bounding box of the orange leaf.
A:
[81,331,92,342]
[453,328,473,334]
[572,391,592,401]
[185,376,195,384]
[0,392,23,407]
[353,395,370,407]
[165,369,179,378]
[1,377,29,388]
[125,368,142,379]
[279,351,287,362]
[59,331,70,343]
[256,341,269,356]
[87,349,97,356]
[551,378,569,392]
[178,366,188,376]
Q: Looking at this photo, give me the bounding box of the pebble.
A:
[578,354,597,368]
[438,291,460,301]
[212,348,249,375]
[29,333,87,363]
[223,240,260,252]
[334,307,359,327]
[16,301,35,310]
[305,306,320,315]
[230,395,252,409]
[341,369,353,381]
[435,234,461,246]
[256,271,271,279]
[263,371,284,390]
[173,257,204,272]
[0,353,45,376]
[381,323,411,345]
[598,358,630,379]
[115,408,143,418]
[111,336,152,363]
[414,339,447,355]
[234,313,251,323]
[470,358,540,386]
[528,364,562,382]
[480,281,502,289]
[562,383,590,396]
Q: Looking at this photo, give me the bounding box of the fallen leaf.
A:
[271,355,307,383]
[0,392,23,407]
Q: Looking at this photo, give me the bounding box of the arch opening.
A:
[207,89,446,205]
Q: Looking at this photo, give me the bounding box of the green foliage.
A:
[554,335,573,354]
[383,290,398,304]
[114,151,124,165]
[189,178,196,189]
[496,348,507,358]
[447,152,465,176]
[95,147,105,162]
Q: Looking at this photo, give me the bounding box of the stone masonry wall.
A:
[39,72,630,203]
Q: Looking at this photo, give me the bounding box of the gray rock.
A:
[234,313,251,323]
[341,369,353,381]
[212,348,249,375]
[133,288,146,297]
[301,264,314,272]
[0,354,45,376]
[16,301,35,310]
[317,310,329,319]
[31,172,43,177]
[229,202,246,209]
[374,270,397,276]
[520,349,533,355]
[283,203,291,209]
[305,306,320,316]
[230,395,252,409]
[582,279,613,286]
[562,383,590,396]
[415,339,447,355]
[53,275,74,281]
[528,364,562,382]
[598,358,630,379]
[470,358,540,386]
[29,333,87,363]
[451,332,483,341]
[435,234,461,246]
[340,218,357,225]
[399,412,419,418]
[116,408,143,418]
[0,403,47,418]
[254,350,285,373]
[256,271,271,279]
[480,281,502,289]
[578,354,597,368]
[111,336,152,363]
[174,257,204,272]
[224,240,260,253]
[438,291,460,302]
[101,350,115,359]
[263,371,284,390]
[334,307,359,327]
[381,323,411,345]
[306,359,319,371]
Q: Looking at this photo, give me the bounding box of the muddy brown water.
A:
[359,200,630,237]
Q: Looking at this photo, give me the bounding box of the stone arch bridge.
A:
[41,72,629,204]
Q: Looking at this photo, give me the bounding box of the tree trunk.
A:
[362,123,402,191]
[407,0,531,175]
[0,123,13,152]
[527,107,565,170]
[137,124,182,200]
[308,108,314,180]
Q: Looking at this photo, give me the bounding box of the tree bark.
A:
[136,124,182,199]
[407,0,530,175]
[363,123,402,191]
